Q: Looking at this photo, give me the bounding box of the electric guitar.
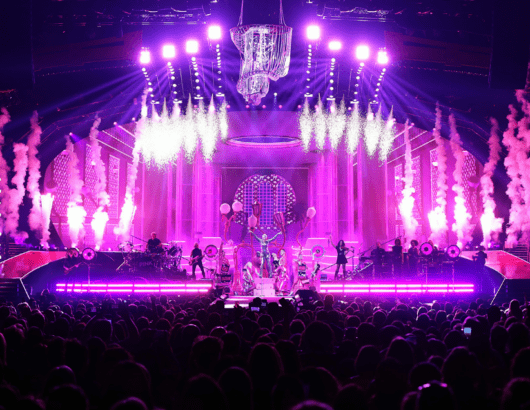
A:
[64,263,81,275]
[189,254,205,266]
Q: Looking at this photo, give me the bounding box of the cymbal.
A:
[161,243,171,246]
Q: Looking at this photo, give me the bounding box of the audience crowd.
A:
[0,290,530,410]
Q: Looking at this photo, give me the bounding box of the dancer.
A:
[249,228,282,278]
[329,234,350,280]
[242,267,256,295]
[189,243,206,280]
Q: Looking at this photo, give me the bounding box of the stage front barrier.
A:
[320,283,474,294]
[55,281,213,294]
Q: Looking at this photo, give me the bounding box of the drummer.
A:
[147,232,163,253]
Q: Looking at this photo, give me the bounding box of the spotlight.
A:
[162,45,176,59]
[186,40,199,54]
[306,25,321,40]
[208,25,222,40]
[328,41,342,51]
[355,45,370,61]
[377,50,389,65]
[139,50,151,65]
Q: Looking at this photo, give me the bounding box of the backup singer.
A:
[329,235,350,280]
[249,229,281,278]
[190,243,206,280]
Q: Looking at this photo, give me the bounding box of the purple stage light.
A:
[208,25,222,40]
[319,283,474,294]
[377,50,389,64]
[139,50,151,65]
[55,282,212,294]
[162,44,176,59]
[355,45,370,60]
[328,41,342,51]
[306,25,320,40]
[186,40,199,54]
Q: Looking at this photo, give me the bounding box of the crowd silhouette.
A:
[0,290,529,410]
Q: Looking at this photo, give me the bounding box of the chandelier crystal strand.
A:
[230,0,292,105]
[299,98,312,152]
[346,102,362,155]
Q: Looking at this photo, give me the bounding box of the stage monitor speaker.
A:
[489,0,530,89]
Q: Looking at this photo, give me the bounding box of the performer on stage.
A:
[190,243,206,280]
[249,229,281,278]
[147,232,163,253]
[408,240,419,276]
[392,238,403,278]
[329,235,349,280]
[371,242,385,279]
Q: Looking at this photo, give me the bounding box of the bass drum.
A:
[204,244,218,259]
[420,242,434,256]
[446,245,461,260]
[167,245,181,257]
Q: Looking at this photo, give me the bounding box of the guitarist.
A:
[63,248,82,290]
[190,243,206,280]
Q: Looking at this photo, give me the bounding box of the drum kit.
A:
[116,240,184,274]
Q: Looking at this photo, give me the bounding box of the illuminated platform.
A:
[320,283,475,294]
[55,281,213,294]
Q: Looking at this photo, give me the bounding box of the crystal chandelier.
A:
[230,0,292,105]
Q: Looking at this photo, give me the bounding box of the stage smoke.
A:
[378,107,395,161]
[183,98,198,162]
[88,116,110,250]
[203,96,220,161]
[6,143,29,244]
[114,91,146,243]
[0,108,12,234]
[313,97,326,151]
[346,103,362,155]
[299,99,312,152]
[27,112,48,245]
[364,105,380,157]
[480,118,503,248]
[219,100,228,141]
[66,136,86,247]
[428,104,449,247]
[449,114,472,248]
[327,99,346,151]
[40,193,53,248]
[398,120,418,243]
[516,90,530,242]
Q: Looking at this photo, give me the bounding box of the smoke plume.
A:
[378,107,395,161]
[40,193,54,248]
[114,92,147,243]
[428,104,449,247]
[313,97,326,151]
[503,104,525,247]
[5,143,29,244]
[27,112,44,241]
[327,99,346,151]
[346,103,362,155]
[299,99,312,152]
[398,120,418,242]
[66,136,86,247]
[449,114,472,248]
[0,108,12,234]
[480,118,504,247]
[364,105,380,157]
[88,116,109,250]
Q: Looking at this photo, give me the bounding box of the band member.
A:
[392,238,403,278]
[147,232,163,253]
[242,267,256,295]
[190,243,206,280]
[371,242,385,278]
[249,229,282,278]
[63,248,81,289]
[408,240,420,276]
[329,235,349,280]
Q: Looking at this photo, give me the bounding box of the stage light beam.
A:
[208,25,222,40]
[162,44,176,59]
[306,25,320,40]
[355,45,370,60]
[328,41,342,51]
[186,40,199,54]
[139,50,151,65]
[377,50,389,65]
